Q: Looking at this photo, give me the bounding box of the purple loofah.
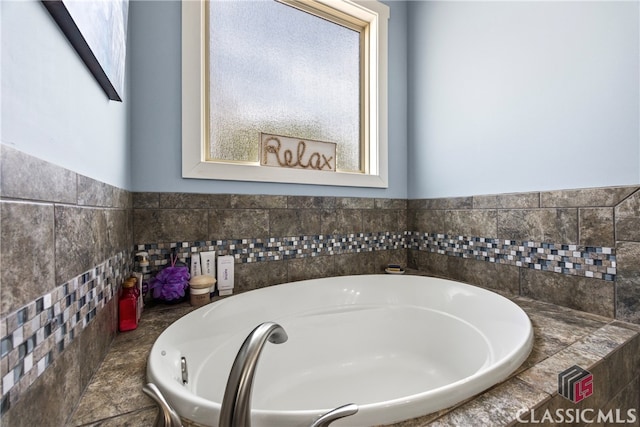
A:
[149,257,190,302]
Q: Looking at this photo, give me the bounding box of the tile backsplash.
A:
[1,144,638,425]
[133,188,638,323]
[407,187,640,321]
[1,146,132,424]
[0,252,127,414]
[131,193,408,290]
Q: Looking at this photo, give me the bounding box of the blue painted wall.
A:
[1,0,131,190]
[407,1,639,198]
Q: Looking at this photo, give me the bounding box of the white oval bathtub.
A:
[147,274,533,427]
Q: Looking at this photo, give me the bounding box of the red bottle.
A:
[119,278,139,332]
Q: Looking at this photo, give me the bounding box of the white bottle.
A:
[217,255,234,296]
[191,254,202,277]
[200,252,217,296]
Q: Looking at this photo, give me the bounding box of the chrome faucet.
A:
[219,322,288,427]
[144,321,357,427]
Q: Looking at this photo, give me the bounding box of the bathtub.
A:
[147,274,533,426]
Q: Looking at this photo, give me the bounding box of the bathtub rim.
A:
[147,274,534,426]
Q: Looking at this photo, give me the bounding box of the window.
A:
[182,0,389,187]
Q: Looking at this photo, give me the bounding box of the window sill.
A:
[182,160,388,188]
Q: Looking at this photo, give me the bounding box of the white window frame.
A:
[182,0,389,188]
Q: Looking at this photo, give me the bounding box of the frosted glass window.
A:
[208,0,362,172]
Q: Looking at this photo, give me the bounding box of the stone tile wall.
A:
[132,193,408,292]
[0,146,132,424]
[408,186,640,323]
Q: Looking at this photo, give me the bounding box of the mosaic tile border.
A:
[136,232,407,271]
[407,232,616,281]
[0,250,131,414]
[135,231,616,282]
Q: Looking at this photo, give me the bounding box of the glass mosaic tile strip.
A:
[135,232,407,272]
[0,250,131,413]
[135,231,613,281]
[406,232,616,281]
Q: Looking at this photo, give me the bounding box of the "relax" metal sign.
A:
[260,133,336,172]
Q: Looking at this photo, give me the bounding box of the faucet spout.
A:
[219,322,288,427]
[310,403,359,427]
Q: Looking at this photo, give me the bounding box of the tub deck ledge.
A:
[68,272,640,427]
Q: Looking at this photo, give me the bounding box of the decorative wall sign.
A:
[260,134,337,172]
[42,0,129,101]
